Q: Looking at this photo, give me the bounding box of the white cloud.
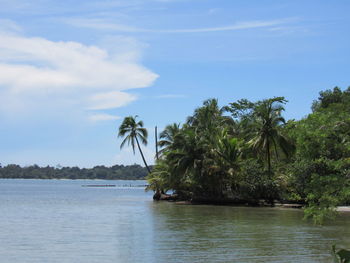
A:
[0,34,157,92]
[88,113,120,122]
[87,91,137,110]
[64,18,138,32]
[65,18,297,33]
[267,25,309,35]
[0,32,158,118]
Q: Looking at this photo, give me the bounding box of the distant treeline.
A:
[0,164,149,180]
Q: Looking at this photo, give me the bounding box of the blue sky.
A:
[0,0,349,167]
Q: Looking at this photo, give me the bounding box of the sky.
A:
[0,0,349,168]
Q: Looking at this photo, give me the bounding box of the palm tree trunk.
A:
[155,126,159,160]
[272,137,279,160]
[135,136,151,173]
[266,139,271,173]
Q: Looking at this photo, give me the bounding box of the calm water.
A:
[0,179,349,263]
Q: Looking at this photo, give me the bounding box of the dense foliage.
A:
[0,164,148,180]
[332,245,350,263]
[147,87,350,223]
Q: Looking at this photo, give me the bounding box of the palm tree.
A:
[248,97,293,173]
[187,98,231,132]
[205,129,241,197]
[166,128,204,195]
[146,160,171,199]
[158,123,181,156]
[118,116,151,173]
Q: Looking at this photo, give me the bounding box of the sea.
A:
[0,179,349,263]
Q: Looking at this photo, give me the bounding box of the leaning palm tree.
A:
[248,97,293,173]
[118,116,151,173]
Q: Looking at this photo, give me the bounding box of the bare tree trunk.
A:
[135,137,151,174]
[266,139,271,174]
[155,126,159,161]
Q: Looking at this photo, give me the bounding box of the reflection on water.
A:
[150,203,350,263]
[0,179,349,263]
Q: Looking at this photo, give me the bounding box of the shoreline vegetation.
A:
[0,164,148,180]
[140,86,350,224]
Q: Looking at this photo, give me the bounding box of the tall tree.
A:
[248,97,293,172]
[187,98,233,136]
[118,116,151,173]
[158,123,181,156]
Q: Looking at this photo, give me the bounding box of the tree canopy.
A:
[147,86,350,224]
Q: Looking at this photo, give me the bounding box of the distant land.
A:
[0,164,149,180]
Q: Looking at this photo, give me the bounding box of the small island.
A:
[118,86,350,225]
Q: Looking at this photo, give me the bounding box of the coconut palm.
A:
[166,128,205,194]
[118,116,151,173]
[187,98,232,132]
[204,129,241,197]
[158,123,181,156]
[146,160,171,198]
[248,97,293,173]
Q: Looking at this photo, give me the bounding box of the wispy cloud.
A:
[0,19,22,33]
[88,113,120,122]
[64,17,298,33]
[267,25,309,35]
[87,91,137,110]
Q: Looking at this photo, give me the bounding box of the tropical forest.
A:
[139,86,350,224]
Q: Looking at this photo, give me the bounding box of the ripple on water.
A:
[0,179,349,263]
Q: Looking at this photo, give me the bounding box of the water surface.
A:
[0,179,349,262]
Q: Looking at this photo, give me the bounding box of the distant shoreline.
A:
[0,164,149,180]
[0,177,146,181]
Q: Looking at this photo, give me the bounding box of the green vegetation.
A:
[332,245,350,263]
[118,115,151,173]
[146,87,350,223]
[0,164,148,180]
